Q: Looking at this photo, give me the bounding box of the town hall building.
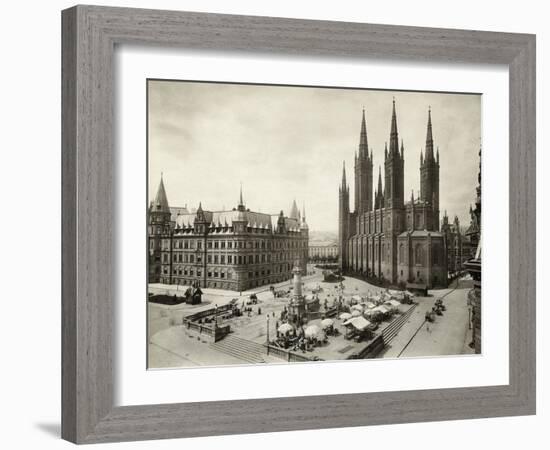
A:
[149,180,309,291]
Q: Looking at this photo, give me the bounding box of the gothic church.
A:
[339,100,448,288]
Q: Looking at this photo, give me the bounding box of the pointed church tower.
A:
[384,99,405,209]
[338,161,350,270]
[354,109,374,213]
[420,107,441,230]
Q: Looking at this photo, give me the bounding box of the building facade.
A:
[339,101,448,289]
[148,180,309,291]
[440,212,475,275]
[465,147,482,353]
[308,243,338,262]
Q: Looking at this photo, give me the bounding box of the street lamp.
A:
[266,314,270,355]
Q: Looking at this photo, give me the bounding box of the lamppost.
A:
[266,314,270,355]
[467,299,472,330]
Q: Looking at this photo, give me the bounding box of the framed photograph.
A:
[62,5,536,444]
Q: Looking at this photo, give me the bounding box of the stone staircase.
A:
[210,334,268,364]
[381,304,417,346]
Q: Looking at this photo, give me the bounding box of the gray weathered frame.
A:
[61,5,536,444]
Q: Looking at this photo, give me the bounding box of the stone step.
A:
[216,335,266,354]
[210,335,267,364]
[213,341,265,359]
[211,343,265,364]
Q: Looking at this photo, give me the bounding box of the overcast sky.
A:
[148,80,480,233]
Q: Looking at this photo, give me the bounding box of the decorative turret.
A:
[237,183,246,212]
[340,161,348,192]
[148,174,172,283]
[442,210,449,227]
[275,210,285,234]
[289,199,300,220]
[149,174,172,232]
[231,185,248,233]
[152,173,170,214]
[300,203,309,230]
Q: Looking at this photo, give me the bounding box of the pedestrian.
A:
[426,321,430,333]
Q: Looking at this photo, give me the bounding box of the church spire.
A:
[425,107,434,160]
[375,166,384,209]
[389,98,399,156]
[359,108,368,159]
[341,161,347,190]
[153,173,170,213]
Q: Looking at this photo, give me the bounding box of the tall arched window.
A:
[415,244,424,265]
[432,245,439,265]
[399,243,404,264]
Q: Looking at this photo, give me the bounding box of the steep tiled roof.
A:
[175,209,281,231]
[152,176,170,213]
[170,206,189,222]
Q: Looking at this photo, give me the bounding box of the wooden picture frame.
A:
[61,5,536,444]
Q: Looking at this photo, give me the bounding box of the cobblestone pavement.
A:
[381,279,475,358]
[148,274,475,368]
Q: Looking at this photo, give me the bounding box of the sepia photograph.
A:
[147,80,482,369]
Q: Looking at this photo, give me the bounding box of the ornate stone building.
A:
[148,179,309,291]
[339,101,447,288]
[465,147,482,354]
